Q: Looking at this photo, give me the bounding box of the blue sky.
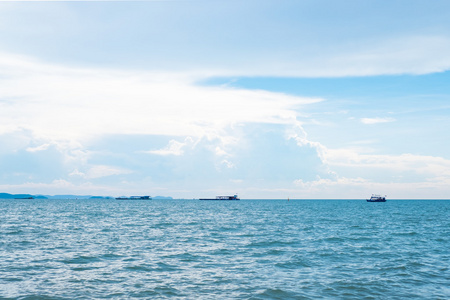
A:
[1,1,450,198]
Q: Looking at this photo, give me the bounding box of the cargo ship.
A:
[199,195,240,201]
[366,194,386,202]
[115,196,151,200]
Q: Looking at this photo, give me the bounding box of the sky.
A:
[1,0,450,199]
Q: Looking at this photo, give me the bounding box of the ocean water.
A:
[0,199,449,299]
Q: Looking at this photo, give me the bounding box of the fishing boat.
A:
[199,195,240,201]
[366,194,386,202]
[115,196,151,200]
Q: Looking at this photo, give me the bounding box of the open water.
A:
[0,199,449,299]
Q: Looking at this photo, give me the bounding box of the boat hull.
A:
[116,196,151,200]
[366,194,386,202]
[199,198,240,201]
[199,195,240,201]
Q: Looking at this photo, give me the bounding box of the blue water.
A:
[1,199,449,299]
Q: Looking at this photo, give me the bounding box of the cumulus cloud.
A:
[146,138,194,156]
[289,141,450,198]
[0,53,326,195]
[314,147,450,196]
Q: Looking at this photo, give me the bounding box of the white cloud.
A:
[312,35,450,77]
[292,175,450,199]
[0,52,321,144]
[1,52,449,198]
[171,34,450,77]
[220,159,235,169]
[287,133,450,198]
[324,149,450,176]
[85,165,133,179]
[147,139,192,156]
[26,143,51,152]
[360,117,396,124]
[294,176,367,190]
[69,169,85,177]
[0,180,118,196]
[2,2,450,78]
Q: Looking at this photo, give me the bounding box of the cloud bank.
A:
[1,52,450,198]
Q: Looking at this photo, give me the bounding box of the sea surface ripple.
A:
[0,199,449,299]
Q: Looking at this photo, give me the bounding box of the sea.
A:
[0,199,449,299]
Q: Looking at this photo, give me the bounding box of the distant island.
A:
[0,193,47,199]
[0,193,173,200]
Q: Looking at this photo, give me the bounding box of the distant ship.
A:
[115,196,151,200]
[14,197,34,199]
[366,194,386,202]
[199,195,240,201]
